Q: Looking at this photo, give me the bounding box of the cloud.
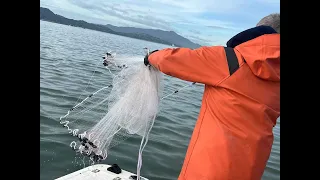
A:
[40,0,280,45]
[206,26,232,30]
[189,29,201,34]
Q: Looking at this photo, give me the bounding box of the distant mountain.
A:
[105,25,201,49]
[40,7,201,48]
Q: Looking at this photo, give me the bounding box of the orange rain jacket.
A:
[148,26,280,180]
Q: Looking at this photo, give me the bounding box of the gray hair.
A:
[256,13,280,33]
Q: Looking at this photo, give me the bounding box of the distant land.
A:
[40,7,201,48]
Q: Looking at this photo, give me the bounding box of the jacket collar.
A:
[226,25,277,48]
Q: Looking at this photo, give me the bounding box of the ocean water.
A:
[40,20,280,180]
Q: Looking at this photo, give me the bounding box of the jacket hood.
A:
[227,26,280,81]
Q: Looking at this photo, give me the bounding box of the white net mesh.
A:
[58,50,195,179]
[59,51,162,179]
[82,64,161,157]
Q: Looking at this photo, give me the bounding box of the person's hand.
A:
[144,50,158,66]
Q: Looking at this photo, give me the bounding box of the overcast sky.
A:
[40,0,279,46]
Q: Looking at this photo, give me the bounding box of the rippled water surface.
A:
[40,20,280,180]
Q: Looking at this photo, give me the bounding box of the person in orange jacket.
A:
[144,13,280,180]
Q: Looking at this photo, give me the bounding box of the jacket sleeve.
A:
[148,46,230,86]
